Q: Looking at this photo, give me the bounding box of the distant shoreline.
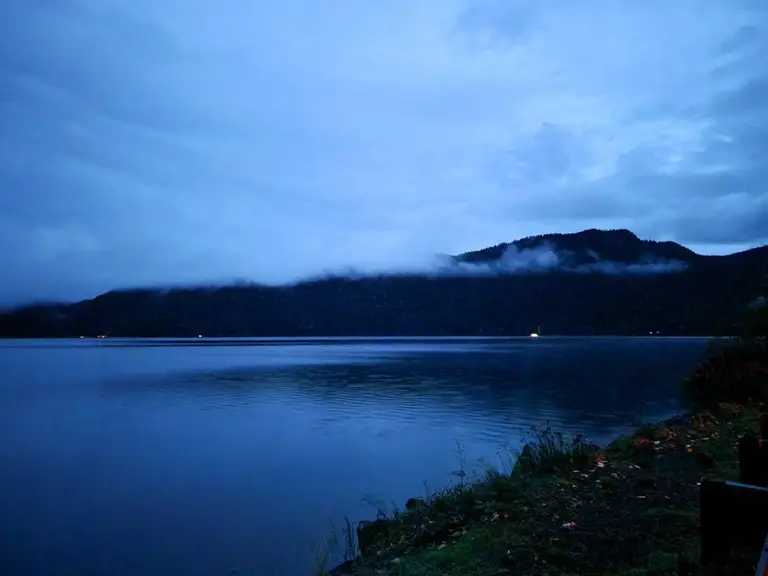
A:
[0,334,721,343]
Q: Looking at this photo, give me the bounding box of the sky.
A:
[1,0,767,304]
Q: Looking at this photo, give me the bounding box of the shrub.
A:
[684,336,768,407]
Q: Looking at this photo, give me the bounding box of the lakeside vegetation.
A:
[318,296,768,576]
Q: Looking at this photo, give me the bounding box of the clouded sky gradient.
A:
[1,0,767,304]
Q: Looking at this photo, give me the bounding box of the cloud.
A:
[448,244,687,277]
[309,242,688,281]
[0,0,766,304]
[448,244,561,275]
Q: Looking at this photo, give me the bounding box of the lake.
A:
[0,337,710,575]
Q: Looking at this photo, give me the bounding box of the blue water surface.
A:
[0,336,709,575]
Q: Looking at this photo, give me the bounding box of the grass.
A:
[316,330,768,576]
[320,408,766,576]
[513,424,599,476]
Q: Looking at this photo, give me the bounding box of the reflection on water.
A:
[0,337,708,575]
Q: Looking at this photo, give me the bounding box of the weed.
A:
[450,440,468,486]
[515,423,599,476]
[314,517,358,576]
[360,496,389,520]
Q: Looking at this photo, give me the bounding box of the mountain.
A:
[457,229,698,266]
[1,229,766,338]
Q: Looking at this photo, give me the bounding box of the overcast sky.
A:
[1,0,767,304]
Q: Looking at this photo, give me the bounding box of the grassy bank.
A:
[319,405,762,575]
[317,330,768,575]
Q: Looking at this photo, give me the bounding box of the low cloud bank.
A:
[312,243,689,281]
[13,244,687,306]
[439,244,688,276]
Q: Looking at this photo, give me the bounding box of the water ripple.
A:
[0,337,710,576]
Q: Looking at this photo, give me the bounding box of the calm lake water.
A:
[0,337,710,575]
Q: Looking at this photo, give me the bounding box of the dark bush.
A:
[684,287,768,407]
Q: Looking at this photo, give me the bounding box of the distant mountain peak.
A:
[457,228,698,267]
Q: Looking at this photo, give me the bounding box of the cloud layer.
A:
[448,245,688,276]
[1,0,767,303]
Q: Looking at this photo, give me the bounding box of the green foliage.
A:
[744,297,768,338]
[684,290,768,407]
[684,337,767,407]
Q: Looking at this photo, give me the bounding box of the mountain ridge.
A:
[1,229,766,338]
[456,228,699,266]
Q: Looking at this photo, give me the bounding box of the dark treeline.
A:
[2,230,767,338]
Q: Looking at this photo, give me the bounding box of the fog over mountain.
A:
[2,229,765,338]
